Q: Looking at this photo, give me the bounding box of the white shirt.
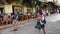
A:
[40,15,45,25]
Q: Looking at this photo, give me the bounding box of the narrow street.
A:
[0,13,60,34]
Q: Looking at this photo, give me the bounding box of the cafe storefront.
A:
[0,2,36,26]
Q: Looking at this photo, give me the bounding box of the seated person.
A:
[0,14,3,25]
[6,16,12,24]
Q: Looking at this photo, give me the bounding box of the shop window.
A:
[12,6,23,14]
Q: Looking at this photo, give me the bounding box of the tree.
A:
[32,0,38,6]
[17,0,23,4]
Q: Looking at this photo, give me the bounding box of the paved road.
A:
[0,14,60,34]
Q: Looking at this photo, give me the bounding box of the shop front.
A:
[12,6,36,21]
[0,2,36,26]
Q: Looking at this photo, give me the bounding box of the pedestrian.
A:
[6,15,11,24]
[12,12,18,31]
[35,12,46,34]
[42,6,48,17]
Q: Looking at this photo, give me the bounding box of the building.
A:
[0,0,36,15]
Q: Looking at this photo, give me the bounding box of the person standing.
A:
[35,12,46,34]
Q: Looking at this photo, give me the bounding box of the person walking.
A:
[12,12,18,31]
[35,12,46,34]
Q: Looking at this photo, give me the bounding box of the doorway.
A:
[0,8,4,14]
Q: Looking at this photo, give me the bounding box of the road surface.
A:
[0,13,60,34]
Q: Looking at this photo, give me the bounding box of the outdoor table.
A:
[18,15,24,21]
[24,15,28,20]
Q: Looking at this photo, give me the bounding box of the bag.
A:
[35,21,41,29]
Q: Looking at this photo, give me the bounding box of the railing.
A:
[0,14,37,26]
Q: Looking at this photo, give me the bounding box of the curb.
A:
[0,19,36,30]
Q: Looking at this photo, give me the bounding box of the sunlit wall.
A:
[4,5,12,14]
